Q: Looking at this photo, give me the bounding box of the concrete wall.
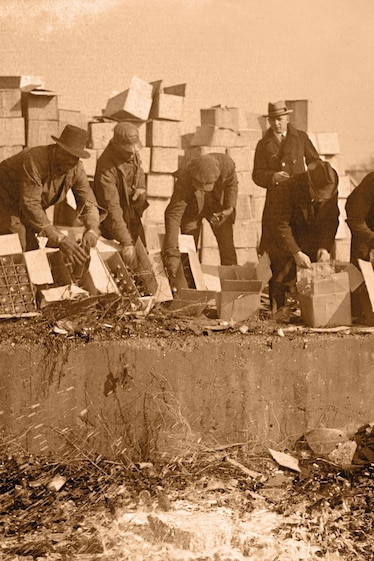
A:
[0,336,372,460]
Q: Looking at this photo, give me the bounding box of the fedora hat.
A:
[307,160,338,200]
[51,125,90,159]
[263,100,293,118]
[188,155,220,191]
[112,122,142,151]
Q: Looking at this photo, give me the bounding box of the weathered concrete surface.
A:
[0,336,372,459]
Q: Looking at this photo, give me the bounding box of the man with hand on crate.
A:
[93,122,148,270]
[252,100,320,255]
[268,159,339,311]
[163,153,238,282]
[0,125,101,267]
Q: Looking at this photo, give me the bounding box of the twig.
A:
[225,456,263,478]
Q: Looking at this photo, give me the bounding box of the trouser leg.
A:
[212,221,237,265]
[268,252,296,311]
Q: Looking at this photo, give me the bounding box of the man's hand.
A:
[120,244,138,269]
[293,251,312,269]
[210,207,234,228]
[59,237,88,266]
[163,248,181,279]
[273,171,290,185]
[316,248,330,262]
[81,229,99,253]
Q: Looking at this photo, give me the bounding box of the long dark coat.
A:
[346,172,374,265]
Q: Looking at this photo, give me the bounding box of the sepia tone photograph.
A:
[0,0,373,559]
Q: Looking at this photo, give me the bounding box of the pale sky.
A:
[0,0,373,168]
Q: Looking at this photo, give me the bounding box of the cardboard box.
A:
[0,76,44,91]
[234,129,262,149]
[104,88,152,121]
[150,147,179,173]
[236,194,253,220]
[296,271,351,327]
[143,198,169,223]
[200,246,221,266]
[237,171,254,196]
[26,119,58,147]
[0,89,22,117]
[139,146,151,173]
[58,109,88,135]
[250,196,265,220]
[83,247,119,295]
[184,145,226,163]
[22,89,58,121]
[225,146,252,171]
[236,248,259,266]
[216,264,264,322]
[88,120,116,150]
[200,106,240,131]
[150,93,184,121]
[81,149,97,178]
[146,173,174,198]
[0,145,23,162]
[233,219,258,247]
[146,120,180,147]
[168,288,216,316]
[0,235,38,317]
[285,99,312,132]
[0,117,25,146]
[191,125,238,147]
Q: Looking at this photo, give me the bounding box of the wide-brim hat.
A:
[51,125,90,159]
[188,155,220,191]
[307,160,338,200]
[112,122,142,151]
[263,100,293,118]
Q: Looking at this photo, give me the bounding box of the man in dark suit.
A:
[268,160,339,310]
[345,172,374,267]
[253,100,320,254]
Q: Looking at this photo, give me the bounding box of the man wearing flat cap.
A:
[0,124,101,266]
[253,100,320,254]
[93,122,148,268]
[163,153,238,281]
[268,160,339,310]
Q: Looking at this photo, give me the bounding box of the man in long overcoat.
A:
[253,100,320,253]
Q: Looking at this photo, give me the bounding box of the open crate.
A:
[0,234,38,317]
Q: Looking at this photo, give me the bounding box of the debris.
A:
[328,439,357,466]
[304,427,350,456]
[225,456,262,479]
[47,474,67,491]
[268,448,301,473]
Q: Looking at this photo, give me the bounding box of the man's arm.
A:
[252,139,279,189]
[163,180,188,250]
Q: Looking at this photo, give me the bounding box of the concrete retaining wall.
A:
[0,336,372,459]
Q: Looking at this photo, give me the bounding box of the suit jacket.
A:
[270,173,339,261]
[93,143,148,245]
[164,153,238,250]
[252,124,320,252]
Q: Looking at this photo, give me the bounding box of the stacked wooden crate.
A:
[286,99,352,263]
[143,82,186,249]
[0,76,40,162]
[183,105,262,266]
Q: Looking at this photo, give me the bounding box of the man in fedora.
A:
[252,100,319,254]
[163,153,238,282]
[0,124,101,266]
[267,160,339,311]
[93,122,148,269]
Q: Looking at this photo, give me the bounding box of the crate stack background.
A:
[287,99,353,264]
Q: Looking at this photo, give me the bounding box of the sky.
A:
[0,0,373,169]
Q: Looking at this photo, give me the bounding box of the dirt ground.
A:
[1,299,374,560]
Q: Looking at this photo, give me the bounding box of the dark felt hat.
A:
[51,125,90,159]
[263,100,293,118]
[308,160,338,200]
